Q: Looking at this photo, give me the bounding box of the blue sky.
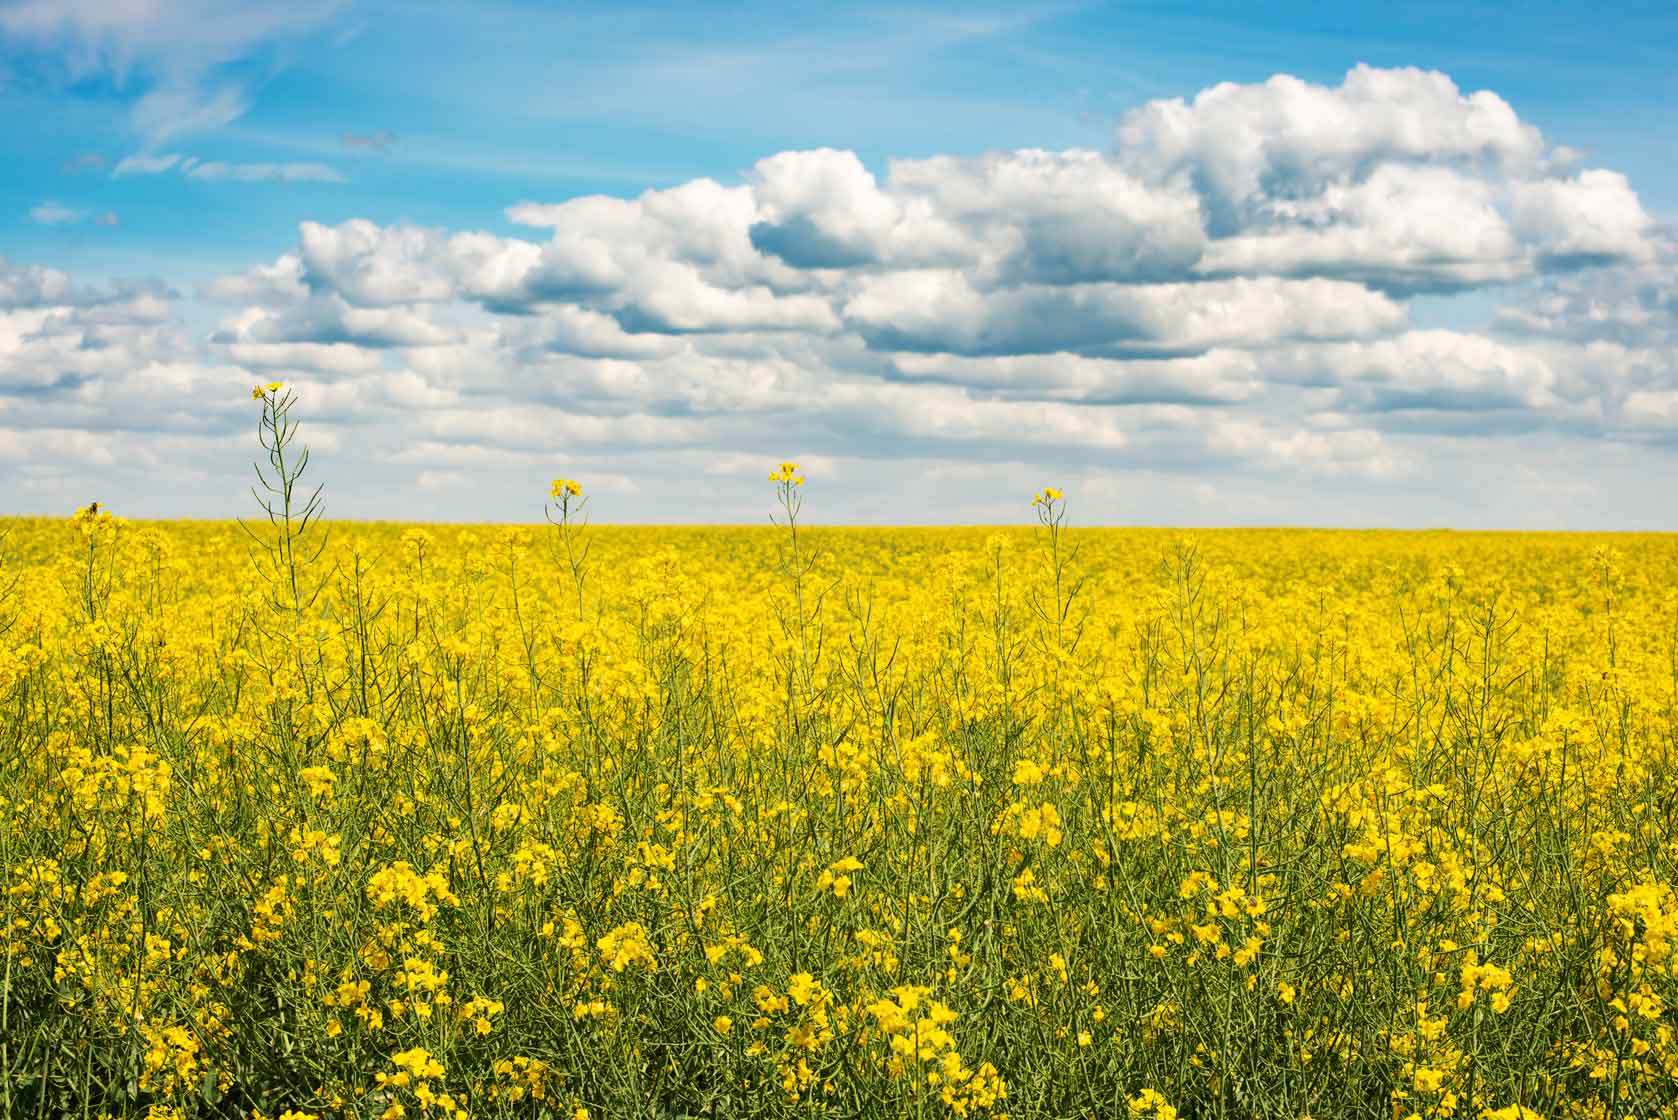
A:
[3,1,1677,526]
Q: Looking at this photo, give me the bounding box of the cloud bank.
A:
[3,65,1675,525]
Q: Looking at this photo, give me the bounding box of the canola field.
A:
[4,438,1678,1118]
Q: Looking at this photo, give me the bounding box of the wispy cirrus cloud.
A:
[0,0,347,146]
[112,152,345,184]
[25,201,116,228]
[112,152,183,176]
[183,159,346,183]
[342,129,396,152]
[28,201,82,225]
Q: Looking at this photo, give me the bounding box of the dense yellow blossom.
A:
[3,450,1678,1117]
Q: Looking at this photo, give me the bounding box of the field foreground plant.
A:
[1,395,1676,1119]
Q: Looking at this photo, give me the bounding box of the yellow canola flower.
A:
[1129,1088,1179,1120]
[816,855,865,897]
[1031,486,1064,508]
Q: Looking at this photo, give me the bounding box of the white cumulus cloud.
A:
[3,65,1676,523]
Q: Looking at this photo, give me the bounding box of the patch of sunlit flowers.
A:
[2,456,1677,1118]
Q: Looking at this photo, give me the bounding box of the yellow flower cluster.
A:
[365,861,460,922]
[375,1047,465,1120]
[1029,486,1063,508]
[815,855,864,898]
